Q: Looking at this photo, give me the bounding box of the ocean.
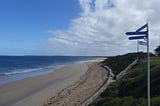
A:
[0,56,102,85]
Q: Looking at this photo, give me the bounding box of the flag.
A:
[126,23,148,40]
[128,36,147,40]
[139,41,147,46]
[136,23,148,32]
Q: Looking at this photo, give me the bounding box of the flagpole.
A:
[137,40,139,59]
[126,23,149,105]
[158,36,160,46]
[147,22,150,106]
[137,40,139,53]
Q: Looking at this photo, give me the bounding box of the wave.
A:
[0,64,66,76]
[0,58,103,76]
[0,68,45,75]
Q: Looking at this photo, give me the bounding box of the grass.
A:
[151,57,160,66]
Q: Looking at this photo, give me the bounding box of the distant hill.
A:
[90,53,160,106]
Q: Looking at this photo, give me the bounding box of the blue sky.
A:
[0,0,80,55]
[0,0,159,56]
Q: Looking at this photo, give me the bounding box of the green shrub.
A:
[101,97,147,106]
[102,97,122,106]
[101,82,119,97]
[92,55,160,106]
[102,52,144,75]
[151,96,160,106]
[137,98,147,106]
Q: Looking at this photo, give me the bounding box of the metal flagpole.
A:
[159,35,160,46]
[137,40,139,53]
[147,22,150,106]
[137,40,139,59]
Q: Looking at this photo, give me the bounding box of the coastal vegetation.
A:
[90,53,160,106]
[102,52,145,75]
[154,46,160,56]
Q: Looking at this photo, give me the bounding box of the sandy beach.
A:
[0,61,108,106]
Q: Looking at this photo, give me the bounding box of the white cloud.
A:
[47,0,160,56]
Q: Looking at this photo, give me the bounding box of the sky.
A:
[0,0,160,56]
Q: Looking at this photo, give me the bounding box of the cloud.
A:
[47,0,160,56]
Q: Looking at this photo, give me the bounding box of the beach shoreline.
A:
[0,58,104,85]
[0,61,107,106]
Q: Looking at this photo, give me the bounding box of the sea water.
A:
[0,56,102,85]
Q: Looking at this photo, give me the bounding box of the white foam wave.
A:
[3,68,44,75]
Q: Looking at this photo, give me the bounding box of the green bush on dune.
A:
[90,96,148,106]
[151,96,160,106]
[91,96,160,106]
[102,52,145,75]
[90,53,160,106]
[100,82,119,98]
